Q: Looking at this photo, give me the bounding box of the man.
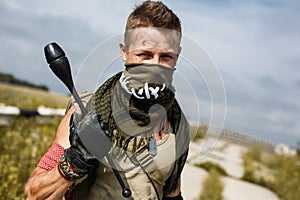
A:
[25,1,189,199]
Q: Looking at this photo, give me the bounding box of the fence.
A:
[197,122,275,152]
[0,103,65,125]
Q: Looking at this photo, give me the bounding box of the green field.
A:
[0,82,69,109]
[0,83,70,199]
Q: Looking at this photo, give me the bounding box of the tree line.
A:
[0,72,48,91]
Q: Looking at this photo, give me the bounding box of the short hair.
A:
[125,1,181,33]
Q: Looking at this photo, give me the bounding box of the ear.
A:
[119,42,127,62]
[176,46,182,60]
[174,46,182,65]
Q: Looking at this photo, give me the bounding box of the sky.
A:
[0,0,299,147]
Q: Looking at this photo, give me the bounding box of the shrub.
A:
[271,155,300,200]
[194,161,227,176]
[199,169,224,200]
[191,123,208,141]
[0,116,61,199]
[242,146,300,200]
[246,145,262,162]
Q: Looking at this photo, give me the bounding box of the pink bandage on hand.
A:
[37,141,65,170]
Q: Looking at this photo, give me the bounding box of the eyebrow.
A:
[132,49,176,54]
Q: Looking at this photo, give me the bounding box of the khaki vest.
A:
[66,91,177,200]
[87,133,176,200]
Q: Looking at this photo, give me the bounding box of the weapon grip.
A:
[44,42,131,197]
[44,42,87,116]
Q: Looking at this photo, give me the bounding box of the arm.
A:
[25,108,74,200]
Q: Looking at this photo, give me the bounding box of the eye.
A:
[160,54,174,61]
[162,55,174,59]
[136,53,151,58]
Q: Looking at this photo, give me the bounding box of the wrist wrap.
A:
[37,141,64,170]
[58,154,82,181]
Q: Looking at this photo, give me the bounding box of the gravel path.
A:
[181,139,279,200]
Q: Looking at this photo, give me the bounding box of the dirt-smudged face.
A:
[120,27,181,68]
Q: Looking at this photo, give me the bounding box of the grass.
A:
[241,145,300,200]
[0,82,69,109]
[194,161,228,176]
[0,83,69,199]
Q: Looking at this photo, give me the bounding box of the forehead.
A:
[125,27,181,54]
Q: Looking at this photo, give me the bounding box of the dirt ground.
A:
[181,139,279,200]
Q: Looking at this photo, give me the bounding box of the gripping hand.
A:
[58,111,111,181]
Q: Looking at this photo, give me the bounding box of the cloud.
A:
[0,0,299,146]
[164,0,300,145]
[0,0,130,92]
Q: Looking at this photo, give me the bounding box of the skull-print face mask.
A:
[119,63,175,100]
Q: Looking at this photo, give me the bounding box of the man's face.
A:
[120,27,181,68]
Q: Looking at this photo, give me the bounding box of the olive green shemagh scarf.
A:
[94,64,190,194]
